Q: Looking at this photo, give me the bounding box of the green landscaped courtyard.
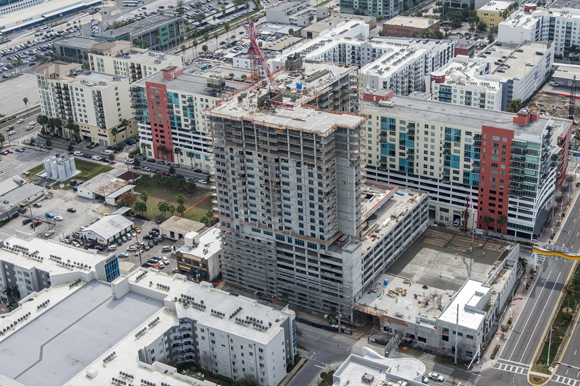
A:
[134,181,212,222]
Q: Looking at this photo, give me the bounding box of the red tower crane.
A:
[244,16,280,94]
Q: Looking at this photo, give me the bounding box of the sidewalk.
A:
[471,266,538,372]
[278,348,309,386]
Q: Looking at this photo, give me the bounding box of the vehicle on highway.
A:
[7,131,14,136]
[16,118,23,124]
[82,154,91,158]
[67,207,76,212]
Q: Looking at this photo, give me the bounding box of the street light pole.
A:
[547,327,553,366]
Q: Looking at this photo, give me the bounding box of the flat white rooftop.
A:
[478,0,514,11]
[127,269,293,346]
[178,227,221,260]
[0,233,108,275]
[438,279,489,330]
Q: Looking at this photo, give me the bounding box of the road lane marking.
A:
[507,270,553,361]
[314,365,324,368]
[522,271,562,363]
[576,350,578,356]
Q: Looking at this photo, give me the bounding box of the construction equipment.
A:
[569,75,576,120]
[244,16,280,94]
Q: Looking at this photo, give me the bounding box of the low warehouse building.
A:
[78,214,134,245]
[383,16,440,38]
[76,170,135,205]
[159,216,204,241]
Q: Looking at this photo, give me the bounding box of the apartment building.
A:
[36,62,136,146]
[176,228,222,281]
[53,36,98,63]
[205,54,429,312]
[266,0,328,26]
[361,93,572,240]
[269,23,455,96]
[428,41,553,111]
[477,1,515,31]
[0,232,119,303]
[88,40,182,83]
[339,0,403,18]
[96,14,185,51]
[499,5,580,57]
[131,66,246,169]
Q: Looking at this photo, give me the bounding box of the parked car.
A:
[127,246,137,251]
[428,373,444,382]
[157,261,165,268]
[54,216,63,221]
[117,239,123,246]
[143,234,152,239]
[22,218,32,225]
[67,208,76,212]
[143,244,150,251]
[45,212,54,218]
[108,245,117,251]
[131,230,137,237]
[118,252,129,258]
[122,236,127,242]
[162,256,169,265]
[73,151,83,156]
[44,230,54,237]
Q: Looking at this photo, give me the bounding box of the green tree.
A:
[2,286,21,305]
[482,216,493,229]
[158,201,170,216]
[181,44,187,53]
[133,158,141,168]
[168,205,176,216]
[45,138,52,147]
[203,32,210,44]
[192,39,199,58]
[477,20,487,31]
[186,181,196,191]
[0,133,5,147]
[214,31,219,46]
[176,194,185,206]
[141,175,150,188]
[169,165,176,174]
[141,142,148,156]
[133,200,147,216]
[143,40,149,48]
[187,151,194,169]
[156,35,161,48]
[157,145,170,160]
[200,215,209,225]
[111,127,119,144]
[177,204,186,216]
[174,147,182,165]
[68,143,73,153]
[22,97,29,115]
[37,115,49,132]
[507,99,522,113]
[225,22,231,34]
[108,153,115,162]
[498,215,508,233]
[377,15,384,22]
[202,44,208,53]
[288,28,294,36]
[487,32,495,44]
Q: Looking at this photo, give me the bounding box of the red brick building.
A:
[383,16,440,38]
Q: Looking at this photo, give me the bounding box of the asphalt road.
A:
[288,324,357,386]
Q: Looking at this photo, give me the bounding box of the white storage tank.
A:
[43,158,52,178]
[63,158,71,177]
[50,160,59,179]
[57,162,65,180]
[68,157,76,175]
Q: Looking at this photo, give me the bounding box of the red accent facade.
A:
[478,126,514,234]
[556,122,572,186]
[362,90,394,101]
[145,81,175,163]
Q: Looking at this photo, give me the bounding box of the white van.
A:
[162,246,172,252]
[108,245,116,251]
[92,155,101,161]
[474,229,485,236]
[102,149,114,155]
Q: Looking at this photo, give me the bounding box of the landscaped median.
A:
[529,261,580,385]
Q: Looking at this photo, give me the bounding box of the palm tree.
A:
[22,97,28,115]
[111,127,119,145]
[482,216,493,230]
[187,151,194,169]
[214,31,219,47]
[225,22,230,34]
[498,215,508,234]
[66,119,75,139]
[141,142,148,156]
[176,194,185,206]
[143,40,149,48]
[121,118,130,133]
[192,39,199,58]
[177,204,186,216]
[174,147,182,165]
[203,32,210,44]
[168,205,176,216]
[0,133,5,148]
[157,144,170,161]
[37,115,48,132]
[134,201,147,216]
[155,35,161,49]
[181,44,187,55]
[140,174,150,186]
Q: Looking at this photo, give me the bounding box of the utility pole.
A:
[547,327,553,366]
[454,303,459,366]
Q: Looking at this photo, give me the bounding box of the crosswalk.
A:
[552,374,580,386]
[465,373,481,386]
[493,361,530,375]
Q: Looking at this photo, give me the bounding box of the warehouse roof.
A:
[80,214,133,240]
[160,216,205,234]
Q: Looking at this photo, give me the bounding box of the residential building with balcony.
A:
[36,62,136,146]
[428,41,553,111]
[265,0,328,26]
[477,1,515,31]
[361,93,572,240]
[176,228,222,282]
[88,40,182,83]
[95,14,184,52]
[269,23,455,96]
[498,5,580,58]
[131,66,246,169]
[339,0,404,18]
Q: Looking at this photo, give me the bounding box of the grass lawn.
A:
[27,159,112,180]
[135,181,211,222]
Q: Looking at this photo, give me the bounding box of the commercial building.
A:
[333,347,427,385]
[339,0,403,18]
[300,13,376,38]
[0,266,295,386]
[498,6,580,57]
[176,228,222,281]
[454,41,476,57]
[266,0,328,26]
[0,0,43,16]
[0,182,46,221]
[361,93,572,239]
[76,169,135,204]
[131,66,246,169]
[159,216,205,241]
[53,36,98,63]
[88,41,182,83]
[206,54,429,312]
[428,41,554,111]
[36,62,136,146]
[269,22,455,96]
[96,14,185,52]
[477,1,515,31]
[354,237,520,362]
[443,0,474,10]
[0,232,120,303]
[382,16,440,38]
[78,214,134,245]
